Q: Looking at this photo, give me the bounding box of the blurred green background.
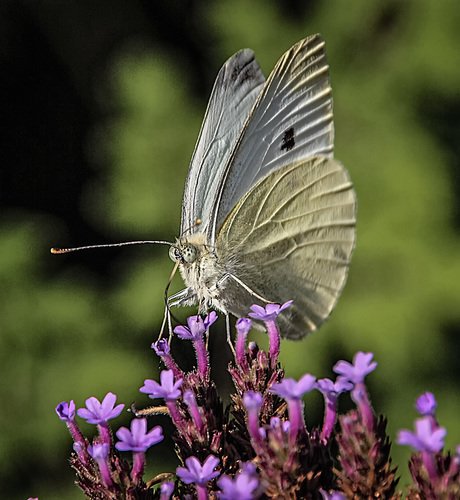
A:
[1,0,460,498]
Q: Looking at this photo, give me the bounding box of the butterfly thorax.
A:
[169,233,226,312]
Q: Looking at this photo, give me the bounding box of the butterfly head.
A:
[169,242,198,265]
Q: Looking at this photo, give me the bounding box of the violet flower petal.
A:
[218,473,259,499]
[88,442,109,460]
[174,324,195,340]
[176,455,220,485]
[77,392,124,424]
[333,352,377,384]
[236,317,252,336]
[248,300,293,321]
[115,417,163,452]
[204,311,218,329]
[270,373,316,400]
[56,400,75,422]
[160,481,174,500]
[174,312,217,341]
[415,392,437,416]
[139,370,183,401]
[397,416,446,453]
[152,339,170,356]
[317,377,353,398]
[243,391,263,412]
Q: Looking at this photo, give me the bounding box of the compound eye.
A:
[169,246,182,262]
[182,244,197,263]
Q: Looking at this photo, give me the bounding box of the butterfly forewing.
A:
[217,157,356,339]
[180,49,265,238]
[210,34,334,242]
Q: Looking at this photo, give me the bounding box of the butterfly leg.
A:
[157,303,170,341]
[227,273,271,304]
[167,287,197,307]
[157,288,198,341]
[225,313,236,356]
[157,303,177,344]
[202,275,236,354]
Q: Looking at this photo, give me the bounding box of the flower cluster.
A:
[397,392,460,498]
[53,302,460,499]
[55,393,164,496]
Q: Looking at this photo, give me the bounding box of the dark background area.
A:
[1,1,460,498]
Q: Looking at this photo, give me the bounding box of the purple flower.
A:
[270,375,315,442]
[87,442,112,487]
[243,391,263,412]
[115,418,164,452]
[140,370,183,401]
[218,461,260,499]
[87,442,110,460]
[203,311,218,329]
[160,481,175,500]
[73,441,85,454]
[248,300,293,322]
[152,339,170,356]
[397,416,446,453]
[320,491,346,500]
[236,317,252,336]
[151,339,184,379]
[248,302,288,365]
[56,400,75,422]
[241,462,257,475]
[415,392,437,416]
[333,352,377,384]
[333,354,377,432]
[317,377,353,398]
[77,392,124,425]
[243,391,264,444]
[270,374,316,400]
[183,390,205,433]
[173,314,216,378]
[270,416,290,433]
[235,318,252,365]
[176,455,220,485]
[115,418,163,484]
[317,377,353,441]
[174,311,218,340]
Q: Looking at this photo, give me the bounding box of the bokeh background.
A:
[2,1,460,498]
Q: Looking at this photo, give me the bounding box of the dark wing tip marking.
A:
[280,127,295,151]
[230,53,257,84]
[231,64,240,81]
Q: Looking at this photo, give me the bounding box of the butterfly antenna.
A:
[50,240,173,254]
[180,218,202,237]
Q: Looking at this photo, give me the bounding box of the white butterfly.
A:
[167,34,356,339]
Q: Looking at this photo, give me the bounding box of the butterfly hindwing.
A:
[217,157,356,338]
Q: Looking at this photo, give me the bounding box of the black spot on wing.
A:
[281,127,295,151]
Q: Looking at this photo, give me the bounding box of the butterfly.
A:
[167,34,356,340]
